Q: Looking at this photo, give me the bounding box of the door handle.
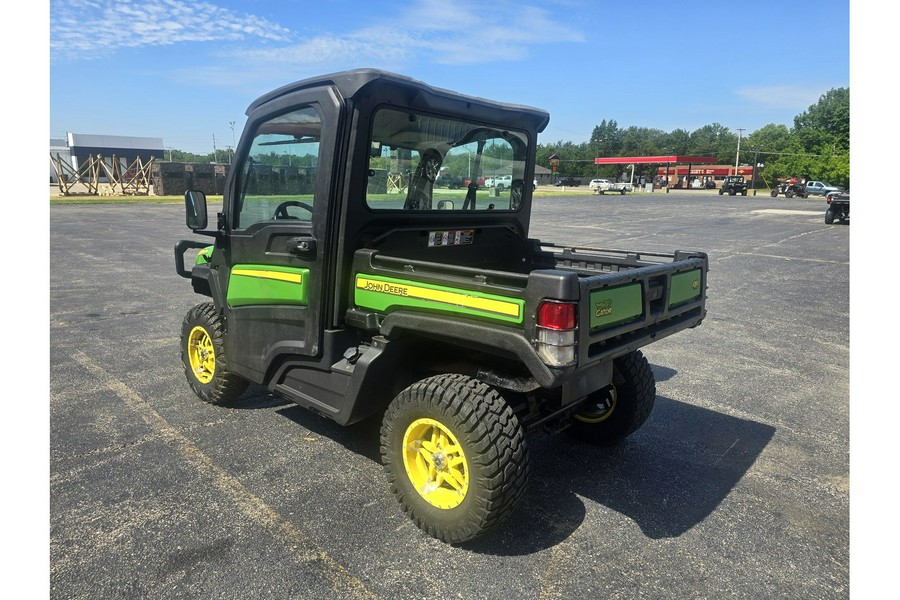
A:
[287,237,316,256]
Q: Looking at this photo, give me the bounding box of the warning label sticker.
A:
[427,229,475,248]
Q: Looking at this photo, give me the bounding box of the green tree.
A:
[794,88,850,152]
[665,129,691,155]
[688,123,733,161]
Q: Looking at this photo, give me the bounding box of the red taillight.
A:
[537,301,577,330]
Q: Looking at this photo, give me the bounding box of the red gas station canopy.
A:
[594,156,718,165]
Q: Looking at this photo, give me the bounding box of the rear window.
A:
[365,107,530,212]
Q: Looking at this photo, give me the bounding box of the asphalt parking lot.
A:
[49,191,849,598]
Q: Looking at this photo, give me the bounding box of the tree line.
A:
[537,87,849,188]
[167,87,849,189]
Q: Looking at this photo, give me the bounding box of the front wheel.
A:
[380,374,529,543]
[785,190,794,199]
[180,303,249,404]
[565,350,656,446]
[825,210,835,224]
[770,190,778,197]
[719,189,724,195]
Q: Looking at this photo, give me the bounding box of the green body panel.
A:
[354,274,524,325]
[227,264,310,307]
[589,283,644,330]
[668,269,703,308]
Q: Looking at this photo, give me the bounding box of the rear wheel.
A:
[565,350,656,446]
[825,210,835,224]
[180,302,248,404]
[785,190,794,198]
[380,374,529,543]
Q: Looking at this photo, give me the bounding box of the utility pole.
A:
[750,148,759,195]
[734,128,745,176]
[213,133,218,164]
[229,121,236,162]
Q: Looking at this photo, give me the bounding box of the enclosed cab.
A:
[175,69,708,543]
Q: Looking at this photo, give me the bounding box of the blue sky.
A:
[49,0,850,155]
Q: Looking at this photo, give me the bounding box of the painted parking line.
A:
[72,350,381,600]
[751,209,822,216]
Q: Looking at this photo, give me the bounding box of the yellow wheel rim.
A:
[402,418,468,509]
[575,385,617,424]
[187,325,215,384]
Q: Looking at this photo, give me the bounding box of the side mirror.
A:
[184,190,208,230]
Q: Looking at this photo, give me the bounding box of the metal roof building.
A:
[65,133,164,167]
[50,133,165,183]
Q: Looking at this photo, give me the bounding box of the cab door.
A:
[220,89,341,382]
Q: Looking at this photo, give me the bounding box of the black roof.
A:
[245,68,550,133]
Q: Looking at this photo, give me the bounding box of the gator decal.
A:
[668,269,702,308]
[589,283,644,330]
[227,265,310,307]
[354,274,523,324]
[195,245,214,265]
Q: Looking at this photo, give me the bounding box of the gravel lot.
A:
[48,191,849,598]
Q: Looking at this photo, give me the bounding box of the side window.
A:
[234,106,321,229]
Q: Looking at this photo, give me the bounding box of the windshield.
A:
[365,107,529,212]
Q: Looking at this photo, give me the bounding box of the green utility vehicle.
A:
[175,70,708,543]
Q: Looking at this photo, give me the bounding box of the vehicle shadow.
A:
[467,395,775,555]
[239,380,774,556]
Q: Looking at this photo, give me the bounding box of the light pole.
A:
[734,128,745,176]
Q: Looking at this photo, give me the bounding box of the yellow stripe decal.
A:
[356,277,520,318]
[232,268,303,284]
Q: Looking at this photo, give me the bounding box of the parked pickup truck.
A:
[592,180,633,195]
[484,175,513,191]
[175,69,709,544]
[804,180,844,197]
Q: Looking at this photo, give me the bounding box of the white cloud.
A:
[51,0,583,68]
[735,85,827,111]
[50,0,292,61]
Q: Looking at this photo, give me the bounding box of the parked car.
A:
[556,177,580,187]
[589,178,612,191]
[463,175,486,187]
[804,180,844,197]
[533,179,537,191]
[435,174,464,189]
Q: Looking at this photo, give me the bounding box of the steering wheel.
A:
[403,149,442,210]
[274,200,314,220]
[510,179,524,210]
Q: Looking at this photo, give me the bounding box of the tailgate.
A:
[531,245,708,367]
